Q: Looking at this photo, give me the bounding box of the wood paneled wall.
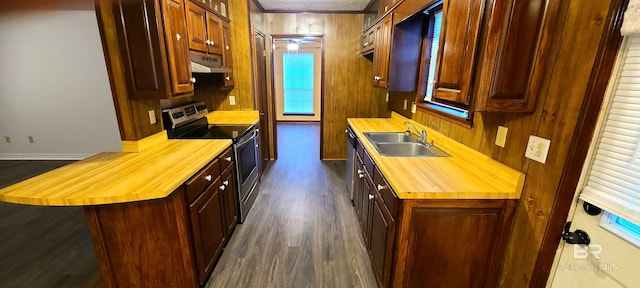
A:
[263,13,389,159]
[389,0,614,285]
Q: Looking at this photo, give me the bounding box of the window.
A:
[579,37,640,232]
[416,2,471,126]
[283,52,314,115]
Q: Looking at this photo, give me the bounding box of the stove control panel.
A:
[162,101,209,129]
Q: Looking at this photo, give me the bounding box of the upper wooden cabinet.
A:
[474,0,548,112]
[391,0,551,114]
[98,0,194,99]
[372,14,393,88]
[187,2,223,56]
[432,0,484,105]
[191,0,229,20]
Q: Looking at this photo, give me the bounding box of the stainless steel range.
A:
[162,102,260,223]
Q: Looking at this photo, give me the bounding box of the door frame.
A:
[270,34,325,159]
[531,0,627,285]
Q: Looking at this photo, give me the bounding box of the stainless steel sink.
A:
[375,142,450,157]
[363,132,414,143]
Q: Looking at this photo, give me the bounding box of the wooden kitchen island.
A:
[0,132,234,288]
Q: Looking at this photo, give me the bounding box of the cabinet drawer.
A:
[373,167,398,217]
[186,158,221,203]
[219,147,234,171]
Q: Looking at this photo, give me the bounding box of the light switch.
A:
[525,135,551,164]
[403,99,408,110]
[495,126,508,147]
[229,96,236,106]
[148,110,156,124]
[411,103,417,114]
[385,93,389,102]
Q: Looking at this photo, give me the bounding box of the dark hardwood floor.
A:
[0,123,376,287]
[207,123,377,287]
[0,161,101,288]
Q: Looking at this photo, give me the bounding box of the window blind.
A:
[424,10,442,102]
[580,37,640,225]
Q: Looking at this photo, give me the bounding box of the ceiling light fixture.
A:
[287,42,299,51]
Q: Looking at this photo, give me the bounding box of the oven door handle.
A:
[236,129,257,148]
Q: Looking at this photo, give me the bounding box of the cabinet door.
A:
[162,0,194,95]
[189,177,225,285]
[474,0,547,112]
[186,1,208,53]
[222,21,234,88]
[432,0,484,105]
[372,15,392,88]
[206,12,224,55]
[370,195,395,288]
[360,173,375,247]
[354,154,365,220]
[221,165,238,237]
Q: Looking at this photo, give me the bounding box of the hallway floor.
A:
[207,123,377,287]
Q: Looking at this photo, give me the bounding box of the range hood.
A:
[190,54,231,73]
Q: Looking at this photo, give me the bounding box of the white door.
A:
[273,39,322,122]
[549,37,640,288]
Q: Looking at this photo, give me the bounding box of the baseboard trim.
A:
[0,153,95,160]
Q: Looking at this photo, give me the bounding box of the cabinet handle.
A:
[369,194,374,200]
[377,184,385,191]
[191,77,196,83]
[358,173,364,179]
[225,157,232,162]
[374,76,381,81]
[220,185,226,191]
[226,45,230,50]
[206,40,211,45]
[223,180,229,186]
[176,34,181,41]
[225,76,231,81]
[357,169,364,174]
[211,40,215,46]
[205,175,212,181]
[364,42,369,46]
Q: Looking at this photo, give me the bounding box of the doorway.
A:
[272,36,323,122]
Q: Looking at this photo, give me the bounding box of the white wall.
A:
[0,8,122,160]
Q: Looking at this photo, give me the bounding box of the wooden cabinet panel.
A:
[474,0,547,112]
[404,207,501,287]
[222,21,234,88]
[185,158,220,203]
[221,164,238,237]
[207,12,224,55]
[189,177,226,285]
[370,195,395,288]
[361,173,375,247]
[186,1,208,53]
[162,0,194,95]
[354,153,365,221]
[84,190,197,288]
[433,0,484,105]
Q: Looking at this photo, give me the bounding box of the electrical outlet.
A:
[28,136,34,143]
[525,135,551,164]
[385,93,389,102]
[495,126,508,147]
[403,99,408,110]
[229,96,236,105]
[4,136,10,143]
[411,103,417,114]
[148,110,156,124]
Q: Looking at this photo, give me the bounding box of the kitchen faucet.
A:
[404,121,428,145]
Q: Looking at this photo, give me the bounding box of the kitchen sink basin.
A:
[375,142,450,157]
[363,132,414,143]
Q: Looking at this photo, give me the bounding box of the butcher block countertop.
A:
[207,110,259,125]
[0,132,231,206]
[348,113,525,200]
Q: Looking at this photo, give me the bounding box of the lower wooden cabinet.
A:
[84,148,239,288]
[354,140,516,288]
[189,176,225,284]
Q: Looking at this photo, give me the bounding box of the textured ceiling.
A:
[256,0,371,12]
